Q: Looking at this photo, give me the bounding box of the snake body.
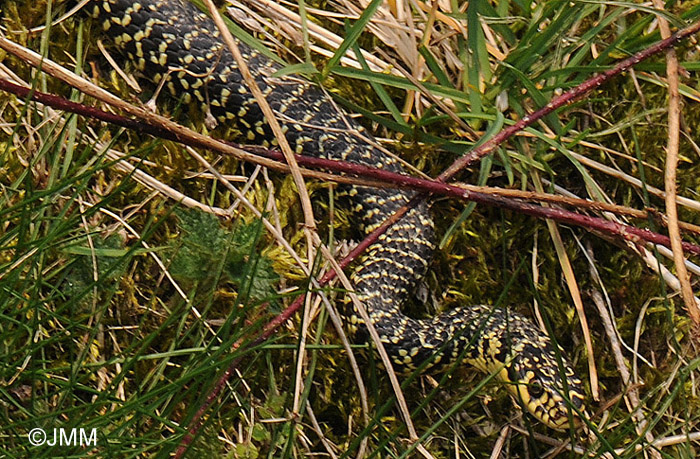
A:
[90,0,585,428]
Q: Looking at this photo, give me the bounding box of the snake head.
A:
[504,339,586,430]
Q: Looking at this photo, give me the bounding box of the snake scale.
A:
[89,0,585,429]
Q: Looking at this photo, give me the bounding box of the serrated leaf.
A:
[170,208,278,302]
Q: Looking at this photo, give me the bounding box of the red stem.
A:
[172,21,700,455]
[4,19,700,454]
[439,19,700,179]
[2,78,697,255]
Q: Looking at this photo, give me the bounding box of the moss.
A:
[3,0,700,457]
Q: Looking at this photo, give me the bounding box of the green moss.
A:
[2,0,700,457]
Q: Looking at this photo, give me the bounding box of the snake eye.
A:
[528,383,545,398]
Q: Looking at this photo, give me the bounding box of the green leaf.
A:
[271,62,319,79]
[321,0,383,79]
[169,208,230,282]
[169,208,278,302]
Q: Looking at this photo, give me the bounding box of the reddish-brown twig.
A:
[2,78,698,254]
[171,20,700,454]
[439,19,700,178]
[4,17,700,454]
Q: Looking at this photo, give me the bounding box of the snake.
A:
[88,0,586,429]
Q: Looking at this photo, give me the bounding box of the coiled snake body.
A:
[90,0,585,428]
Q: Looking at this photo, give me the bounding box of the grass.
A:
[2,0,700,457]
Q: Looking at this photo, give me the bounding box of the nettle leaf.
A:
[229,217,260,261]
[170,208,279,303]
[229,254,279,305]
[169,208,230,281]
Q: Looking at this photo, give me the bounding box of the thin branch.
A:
[5,16,700,455]
[439,19,700,178]
[2,78,698,255]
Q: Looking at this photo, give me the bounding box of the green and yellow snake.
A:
[88,0,585,429]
